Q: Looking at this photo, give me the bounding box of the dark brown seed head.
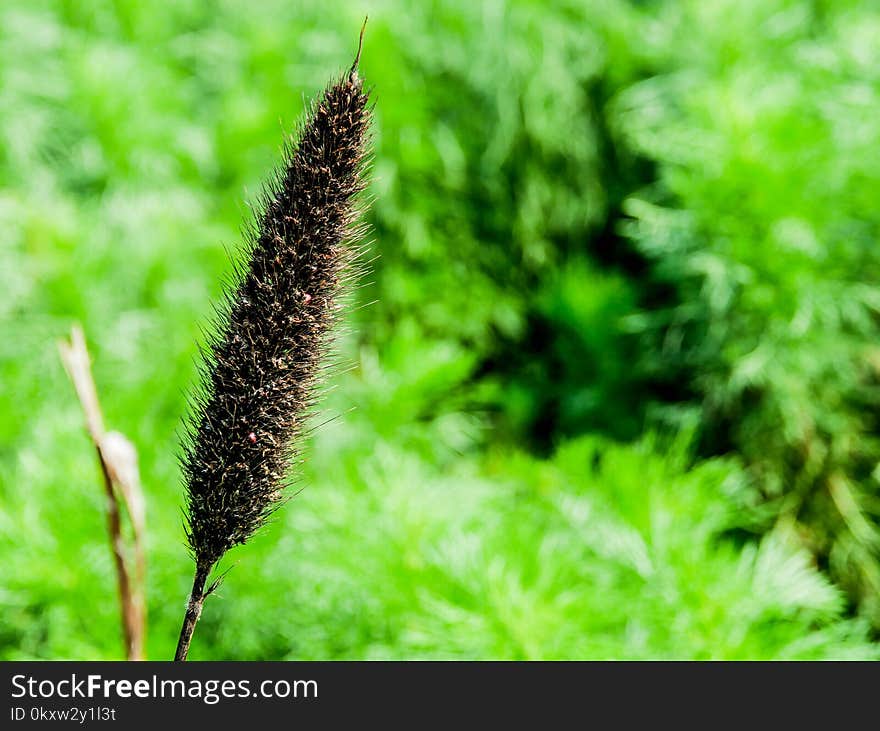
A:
[180,51,372,570]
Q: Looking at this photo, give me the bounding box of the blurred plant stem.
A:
[59,325,147,660]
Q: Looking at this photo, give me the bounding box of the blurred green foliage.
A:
[1,0,879,658]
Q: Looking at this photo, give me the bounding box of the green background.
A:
[2,0,880,659]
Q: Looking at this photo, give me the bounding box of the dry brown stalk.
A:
[59,324,147,660]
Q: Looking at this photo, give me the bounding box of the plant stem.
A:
[174,562,210,661]
[99,453,141,659]
[59,325,147,660]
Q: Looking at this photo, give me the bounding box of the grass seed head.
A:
[180,48,372,571]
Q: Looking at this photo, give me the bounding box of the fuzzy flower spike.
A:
[174,20,372,661]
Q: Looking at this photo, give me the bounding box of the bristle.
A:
[180,67,372,571]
